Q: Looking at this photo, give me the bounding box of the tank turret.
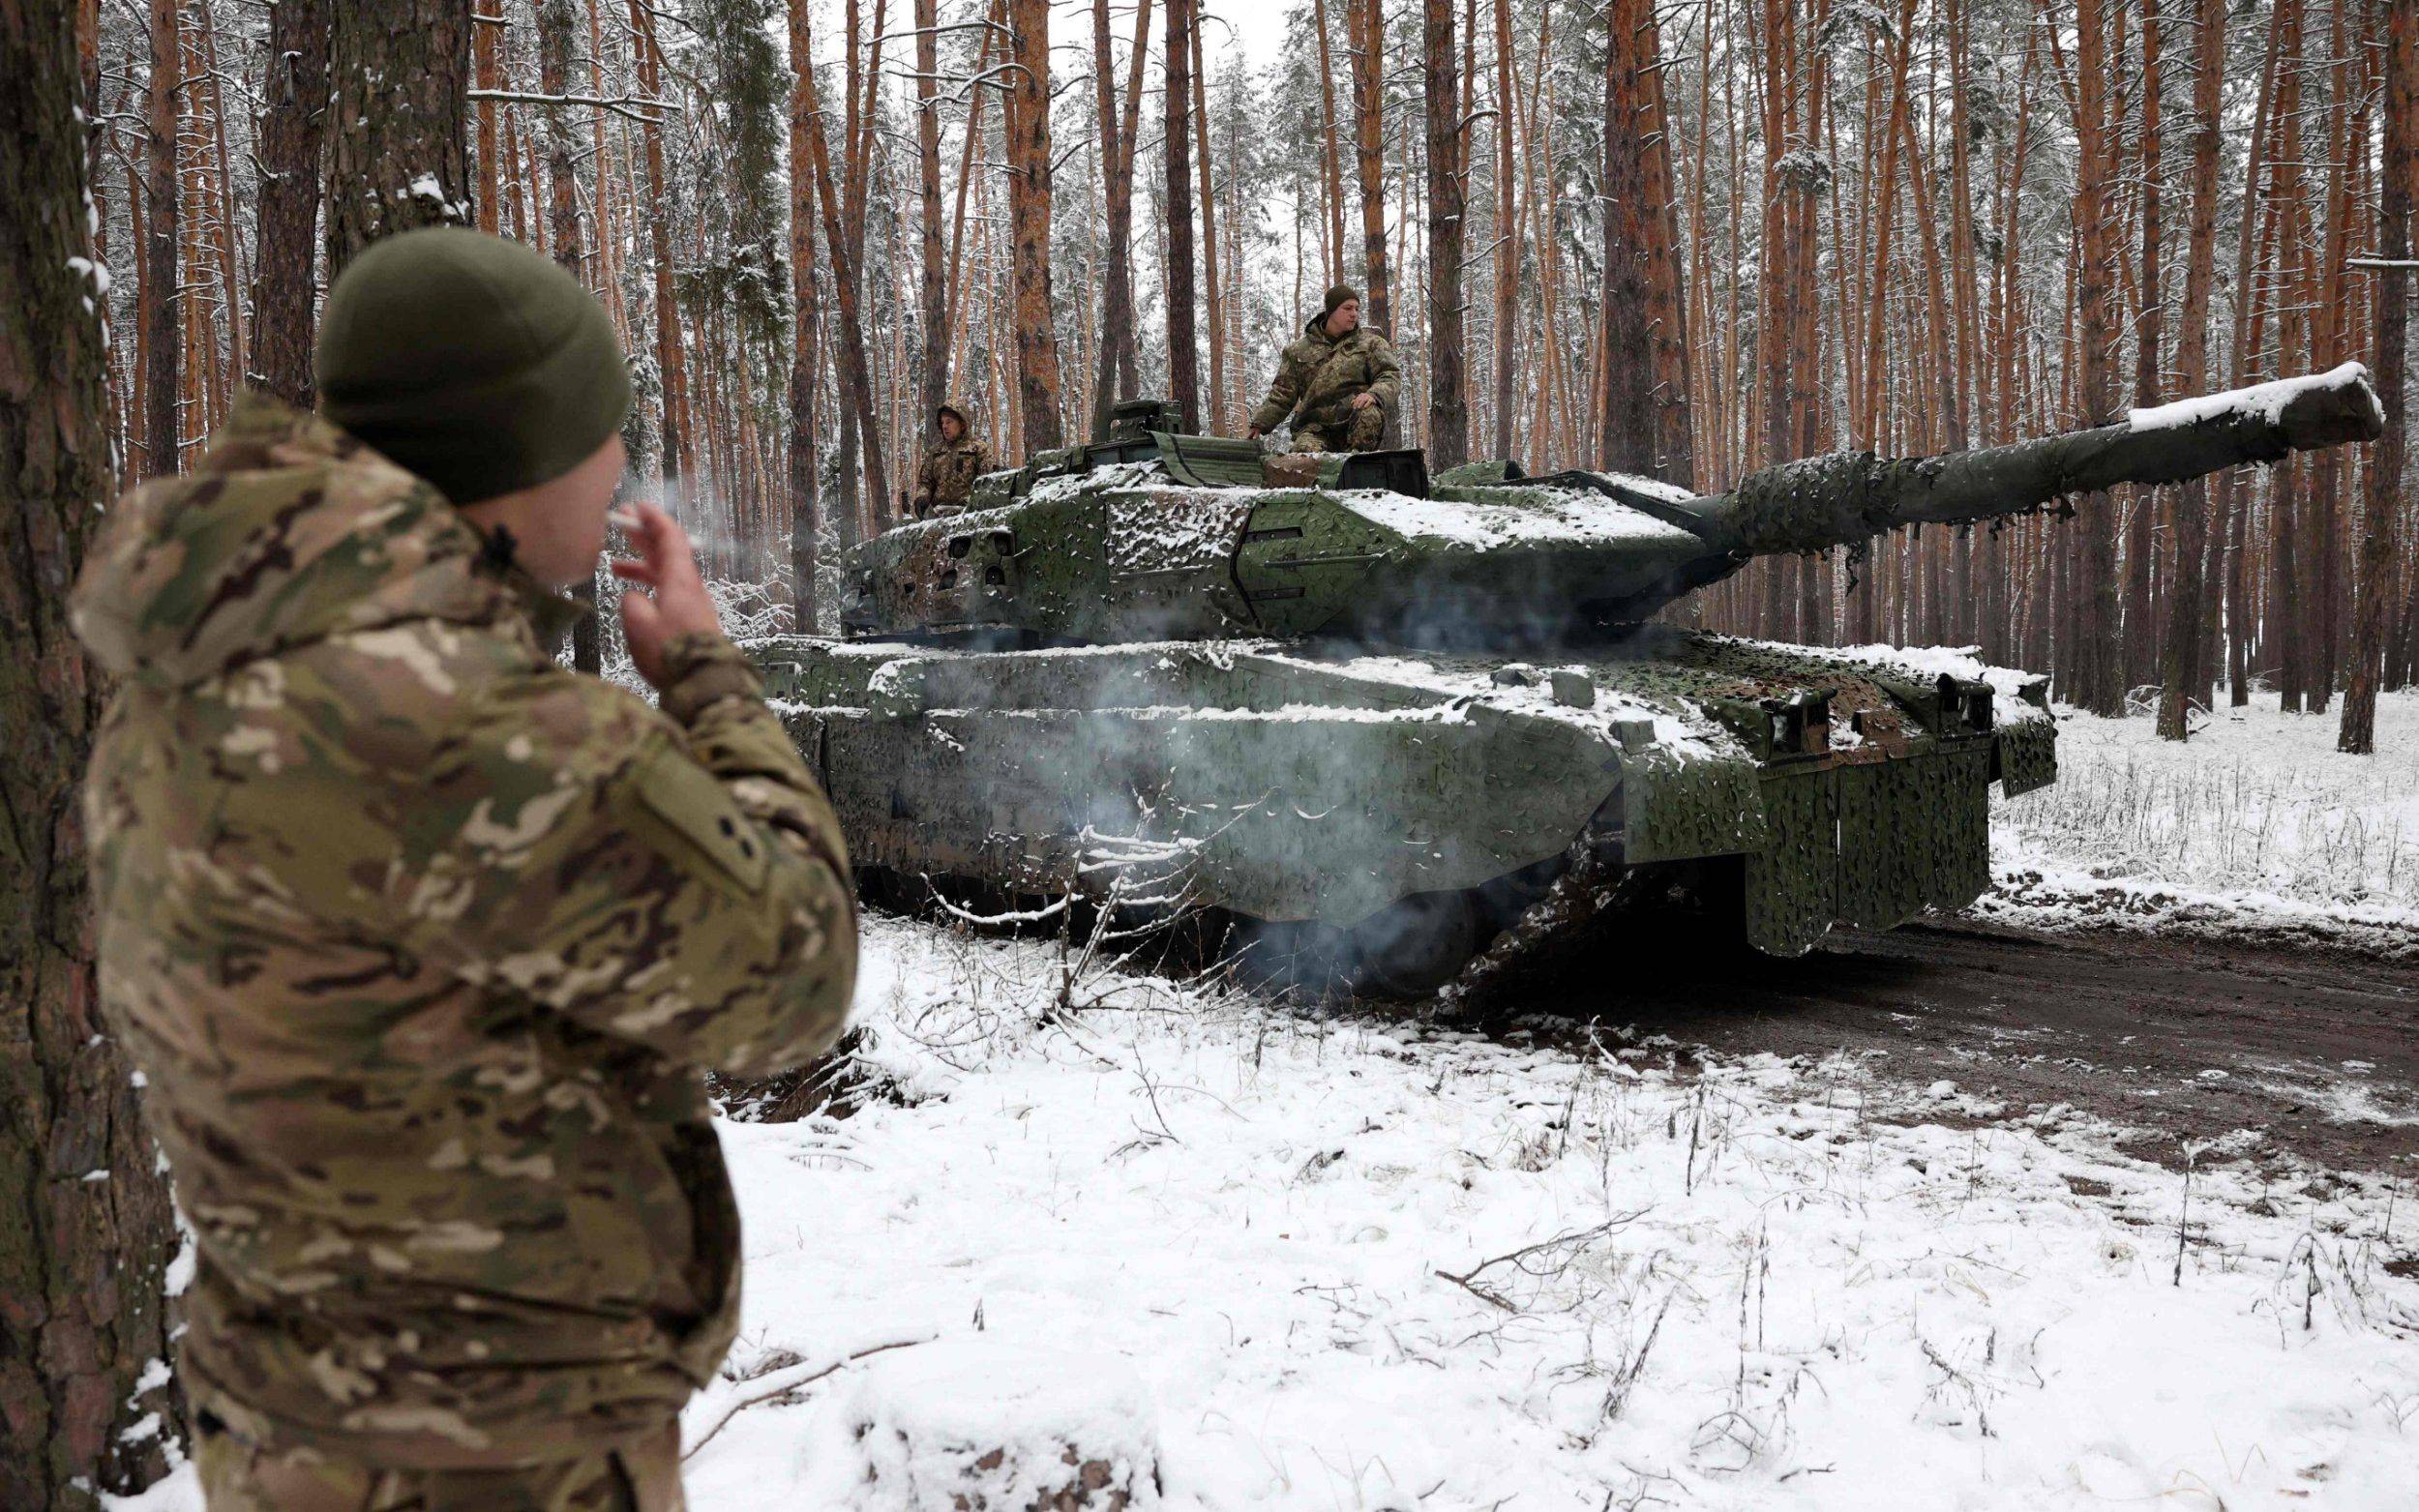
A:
[839,365,2382,648]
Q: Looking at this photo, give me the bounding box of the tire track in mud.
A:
[1510,918,2419,1174]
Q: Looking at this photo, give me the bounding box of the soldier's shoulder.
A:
[276,618,663,789]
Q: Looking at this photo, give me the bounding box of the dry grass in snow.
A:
[1984,689,2419,952]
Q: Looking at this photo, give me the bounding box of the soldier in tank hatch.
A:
[913,400,998,518]
[71,227,858,1511]
[1247,282,1402,454]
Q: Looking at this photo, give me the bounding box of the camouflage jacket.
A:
[913,435,997,517]
[1247,317,1402,437]
[70,394,858,1470]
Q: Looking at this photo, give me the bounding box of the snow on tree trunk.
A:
[252,0,329,410]
[1423,0,1467,468]
[323,0,472,279]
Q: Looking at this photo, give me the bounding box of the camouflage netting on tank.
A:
[1721,451,1887,557]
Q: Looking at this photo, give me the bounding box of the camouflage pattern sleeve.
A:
[1249,345,1307,434]
[1363,333,1403,415]
[398,634,857,1079]
[913,451,939,514]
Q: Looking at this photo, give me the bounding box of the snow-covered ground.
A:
[705,922,2419,1509]
[1983,688,2419,954]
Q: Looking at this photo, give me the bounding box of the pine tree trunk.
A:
[1163,0,1201,430]
[2342,0,2412,753]
[254,0,330,410]
[1350,0,1391,340]
[325,0,472,279]
[1,11,182,1505]
[142,0,178,478]
[1424,0,1467,466]
[632,0,688,493]
[1005,0,1063,450]
[1489,0,1516,459]
[2125,0,2164,695]
[797,9,890,523]
[791,0,826,626]
[2072,0,2124,714]
[474,8,501,232]
[1315,0,1350,283]
[1088,0,1151,439]
[535,0,602,669]
[1191,21,1227,432]
[2157,0,2224,740]
[1598,0,1654,474]
[1635,0,1691,487]
[916,0,946,441]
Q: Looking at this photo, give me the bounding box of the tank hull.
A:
[748,628,2055,991]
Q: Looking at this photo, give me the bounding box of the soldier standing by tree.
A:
[1247,284,1403,454]
[69,228,858,1510]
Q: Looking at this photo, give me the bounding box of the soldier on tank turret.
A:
[1247,283,1402,454]
[913,400,997,518]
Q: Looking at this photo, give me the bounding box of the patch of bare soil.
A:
[1507,916,2419,1175]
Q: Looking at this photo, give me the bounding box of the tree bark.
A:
[796,10,891,523]
[916,0,946,439]
[1424,0,1467,466]
[1489,0,1517,459]
[1349,0,1391,339]
[2342,0,2412,753]
[474,7,500,232]
[325,0,474,280]
[790,0,826,628]
[1314,0,1351,283]
[631,0,688,492]
[2071,0,2124,714]
[1005,0,1063,450]
[1191,20,1225,431]
[141,0,178,478]
[2157,0,2225,740]
[1163,0,1201,430]
[1089,0,1151,439]
[1598,0,1660,476]
[252,0,331,409]
[2123,0,2163,696]
[534,0,603,670]
[0,9,182,1505]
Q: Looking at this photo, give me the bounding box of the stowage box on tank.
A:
[748,369,2382,998]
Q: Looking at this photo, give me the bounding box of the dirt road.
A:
[1517,918,2419,1174]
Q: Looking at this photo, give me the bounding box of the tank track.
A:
[1434,843,1642,1018]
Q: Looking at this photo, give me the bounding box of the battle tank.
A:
[745,365,2382,999]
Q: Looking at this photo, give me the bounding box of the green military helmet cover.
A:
[315,227,633,505]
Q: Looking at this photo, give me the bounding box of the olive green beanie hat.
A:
[316,228,633,505]
[1323,282,1362,317]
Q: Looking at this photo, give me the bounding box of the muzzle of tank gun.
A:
[1705,364,2385,560]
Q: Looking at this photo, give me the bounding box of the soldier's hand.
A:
[1349,393,1375,411]
[1247,425,1264,440]
[611,503,725,691]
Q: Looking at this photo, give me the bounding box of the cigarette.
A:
[607,508,641,532]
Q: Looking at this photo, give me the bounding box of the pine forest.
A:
[48,0,2419,742]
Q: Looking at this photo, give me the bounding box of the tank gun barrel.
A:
[1700,363,2383,558]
